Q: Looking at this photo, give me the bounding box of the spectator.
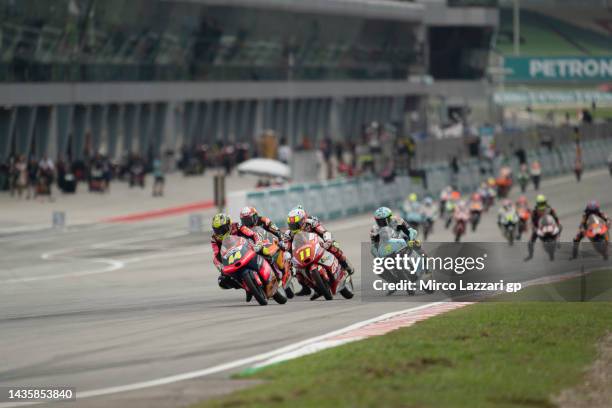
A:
[152,158,165,197]
[26,157,38,199]
[14,155,28,198]
[514,145,527,165]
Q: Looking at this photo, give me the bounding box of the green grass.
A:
[192,277,612,408]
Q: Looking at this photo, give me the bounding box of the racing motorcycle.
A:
[517,206,530,241]
[500,211,519,246]
[421,207,436,241]
[536,214,562,261]
[585,214,609,260]
[291,231,354,301]
[453,206,470,242]
[220,235,287,306]
[469,200,484,232]
[444,200,456,229]
[372,226,434,296]
[252,226,296,298]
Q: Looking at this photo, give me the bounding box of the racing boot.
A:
[340,259,354,275]
[310,290,322,301]
[296,285,312,296]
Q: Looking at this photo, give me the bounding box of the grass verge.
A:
[192,276,612,408]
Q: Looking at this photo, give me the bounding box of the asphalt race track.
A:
[1,169,610,408]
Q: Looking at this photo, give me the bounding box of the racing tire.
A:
[339,276,354,299]
[311,268,333,300]
[244,270,268,306]
[273,286,288,305]
[285,286,294,299]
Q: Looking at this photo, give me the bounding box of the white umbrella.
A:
[237,158,291,179]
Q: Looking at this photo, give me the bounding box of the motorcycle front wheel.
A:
[272,286,288,305]
[311,268,333,300]
[243,270,268,306]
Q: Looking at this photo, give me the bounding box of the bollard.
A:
[189,213,203,233]
[52,211,66,229]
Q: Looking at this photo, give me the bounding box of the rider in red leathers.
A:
[526,195,561,259]
[282,206,353,299]
[572,200,610,258]
[211,213,264,301]
[239,206,283,240]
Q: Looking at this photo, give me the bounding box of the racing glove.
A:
[408,239,421,249]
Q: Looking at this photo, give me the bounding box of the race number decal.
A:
[228,251,242,264]
[298,247,311,261]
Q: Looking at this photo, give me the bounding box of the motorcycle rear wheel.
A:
[311,269,333,300]
[244,270,268,306]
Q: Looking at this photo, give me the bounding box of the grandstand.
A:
[496,6,612,56]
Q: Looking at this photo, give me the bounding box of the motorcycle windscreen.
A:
[291,232,312,254]
[220,236,246,263]
[587,214,607,236]
[377,227,408,257]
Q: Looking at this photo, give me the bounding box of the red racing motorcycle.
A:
[291,232,354,301]
[585,214,609,260]
[220,235,287,306]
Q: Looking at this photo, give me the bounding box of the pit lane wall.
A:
[227,138,612,224]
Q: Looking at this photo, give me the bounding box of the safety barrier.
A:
[228,138,612,224]
[228,175,415,225]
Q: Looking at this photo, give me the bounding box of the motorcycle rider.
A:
[497,199,517,227]
[283,206,353,299]
[239,206,287,279]
[439,186,452,218]
[516,195,529,210]
[572,200,610,258]
[526,194,561,260]
[469,192,484,231]
[445,190,461,228]
[402,193,423,229]
[516,195,531,240]
[211,213,264,302]
[239,206,283,240]
[371,206,419,248]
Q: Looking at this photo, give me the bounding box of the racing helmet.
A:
[239,206,259,227]
[517,195,528,206]
[450,191,461,201]
[424,197,433,206]
[212,213,232,239]
[374,207,393,227]
[502,199,512,210]
[471,192,481,202]
[287,207,307,232]
[408,193,418,202]
[536,194,547,208]
[586,200,600,212]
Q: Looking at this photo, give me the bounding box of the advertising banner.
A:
[504,56,612,82]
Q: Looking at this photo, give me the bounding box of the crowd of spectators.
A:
[0,121,419,199]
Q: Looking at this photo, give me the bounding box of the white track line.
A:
[76,303,443,403]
